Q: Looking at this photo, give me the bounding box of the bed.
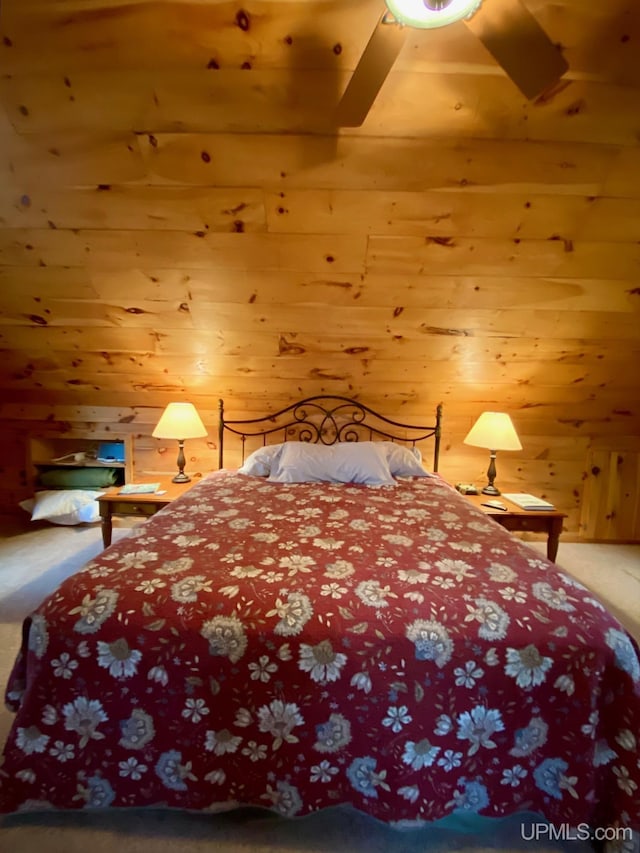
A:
[1,396,639,842]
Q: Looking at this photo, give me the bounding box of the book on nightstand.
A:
[502,493,555,511]
[118,483,161,495]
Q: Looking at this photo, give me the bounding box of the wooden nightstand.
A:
[97,478,198,548]
[461,493,567,562]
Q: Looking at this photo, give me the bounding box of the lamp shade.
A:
[152,403,207,440]
[463,412,522,451]
[385,0,482,29]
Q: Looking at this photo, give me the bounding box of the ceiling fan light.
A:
[385,0,482,29]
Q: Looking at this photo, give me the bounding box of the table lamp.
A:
[463,412,522,496]
[152,402,208,483]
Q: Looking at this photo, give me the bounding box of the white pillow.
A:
[238,443,285,477]
[28,490,104,525]
[382,442,433,478]
[268,441,395,485]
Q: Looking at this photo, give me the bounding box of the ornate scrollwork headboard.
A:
[218,395,442,472]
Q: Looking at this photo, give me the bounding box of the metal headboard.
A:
[218,396,442,472]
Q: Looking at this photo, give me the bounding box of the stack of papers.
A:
[502,493,555,511]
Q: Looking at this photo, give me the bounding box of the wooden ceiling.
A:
[0,0,639,533]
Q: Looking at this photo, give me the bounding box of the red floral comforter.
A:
[2,472,639,830]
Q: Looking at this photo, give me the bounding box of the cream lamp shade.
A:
[385,0,482,29]
[463,412,522,495]
[152,403,207,440]
[463,412,522,452]
[152,402,207,483]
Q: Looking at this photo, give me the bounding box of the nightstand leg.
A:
[100,505,113,548]
[547,518,563,563]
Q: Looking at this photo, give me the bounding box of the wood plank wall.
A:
[0,0,639,540]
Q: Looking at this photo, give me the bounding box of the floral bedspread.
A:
[1,472,639,830]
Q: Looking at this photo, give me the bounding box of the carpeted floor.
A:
[0,514,638,853]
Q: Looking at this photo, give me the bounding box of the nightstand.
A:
[97,478,198,548]
[461,493,567,562]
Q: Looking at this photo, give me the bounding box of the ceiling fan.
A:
[336,0,569,126]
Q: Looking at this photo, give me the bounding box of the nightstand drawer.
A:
[497,515,552,535]
[107,501,160,517]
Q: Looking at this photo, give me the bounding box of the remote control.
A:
[481,500,507,511]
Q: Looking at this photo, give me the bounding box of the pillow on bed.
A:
[26,490,103,525]
[268,441,396,485]
[382,442,433,478]
[238,444,284,477]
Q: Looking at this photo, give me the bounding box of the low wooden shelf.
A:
[28,434,133,488]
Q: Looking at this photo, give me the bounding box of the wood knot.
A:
[235,10,250,30]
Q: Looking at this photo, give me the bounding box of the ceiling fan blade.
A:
[464,0,568,100]
[336,14,407,127]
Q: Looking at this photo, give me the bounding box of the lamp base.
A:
[481,484,500,496]
[172,440,191,483]
[482,450,500,496]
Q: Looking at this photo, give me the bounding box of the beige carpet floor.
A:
[0,515,638,853]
